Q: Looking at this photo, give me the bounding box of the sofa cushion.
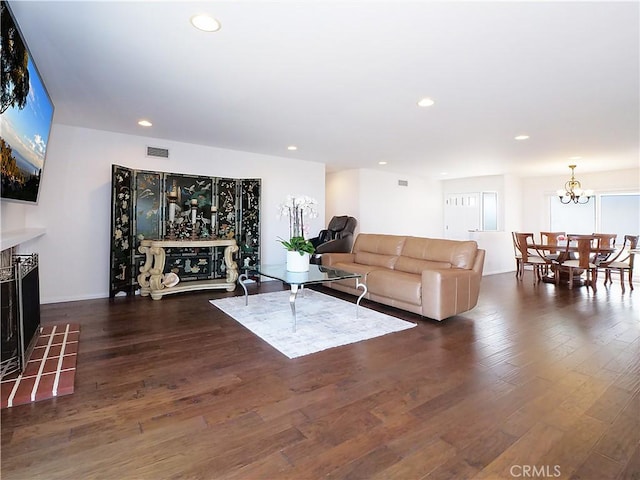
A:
[367,270,422,306]
[354,251,397,269]
[353,234,406,269]
[395,257,451,274]
[400,237,478,270]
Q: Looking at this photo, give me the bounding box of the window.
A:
[482,192,498,231]
[550,197,595,234]
[550,193,639,242]
[599,194,640,245]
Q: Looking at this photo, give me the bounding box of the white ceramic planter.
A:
[286,250,310,272]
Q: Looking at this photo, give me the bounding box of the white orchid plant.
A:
[277,195,319,255]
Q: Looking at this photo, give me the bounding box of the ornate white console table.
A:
[138,239,239,300]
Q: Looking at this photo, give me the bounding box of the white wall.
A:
[3,124,326,303]
[358,169,442,236]
[326,169,361,231]
[326,168,442,237]
[503,174,523,232]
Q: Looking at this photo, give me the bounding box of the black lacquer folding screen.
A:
[109,165,261,298]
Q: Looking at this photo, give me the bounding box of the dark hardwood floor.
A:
[2,272,639,479]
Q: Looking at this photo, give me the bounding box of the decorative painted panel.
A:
[216,178,237,240]
[133,171,162,249]
[109,165,134,297]
[238,179,261,270]
[165,174,213,226]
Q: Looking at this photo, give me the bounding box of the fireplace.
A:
[1,251,40,379]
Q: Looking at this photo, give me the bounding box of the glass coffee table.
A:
[238,264,367,331]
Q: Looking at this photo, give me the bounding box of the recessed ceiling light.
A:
[138,120,152,127]
[417,97,435,107]
[191,14,221,32]
[378,161,387,165]
[440,172,448,176]
[514,135,530,140]
[287,145,298,151]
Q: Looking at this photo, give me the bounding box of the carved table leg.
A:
[149,246,166,300]
[224,244,239,291]
[137,245,152,296]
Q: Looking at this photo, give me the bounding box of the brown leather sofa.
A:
[321,233,485,321]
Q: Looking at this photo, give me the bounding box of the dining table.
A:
[531,235,617,287]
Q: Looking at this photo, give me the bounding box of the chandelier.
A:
[557,164,594,204]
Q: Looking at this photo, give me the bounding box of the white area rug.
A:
[209,290,416,358]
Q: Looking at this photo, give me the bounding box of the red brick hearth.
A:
[1,324,79,408]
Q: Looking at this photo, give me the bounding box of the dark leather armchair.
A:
[309,215,357,264]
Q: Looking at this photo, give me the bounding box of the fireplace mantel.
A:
[1,228,46,251]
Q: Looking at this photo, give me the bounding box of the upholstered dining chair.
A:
[514,232,553,284]
[599,234,638,292]
[558,235,600,291]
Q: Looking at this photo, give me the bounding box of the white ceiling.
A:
[8,0,640,180]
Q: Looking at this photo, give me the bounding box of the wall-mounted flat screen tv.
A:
[1,1,55,204]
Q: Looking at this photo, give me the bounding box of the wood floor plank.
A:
[371,437,458,479]
[536,415,608,479]
[592,393,640,466]
[619,443,640,480]
[572,452,625,480]
[424,430,517,480]
[472,422,566,479]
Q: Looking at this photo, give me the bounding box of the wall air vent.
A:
[398,180,409,187]
[146,146,169,158]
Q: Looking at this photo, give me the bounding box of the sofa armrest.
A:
[321,252,355,267]
[310,230,332,249]
[315,236,353,254]
[421,268,482,320]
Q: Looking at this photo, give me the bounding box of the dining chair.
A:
[599,235,638,292]
[539,231,565,273]
[514,232,553,284]
[539,232,565,256]
[592,233,617,265]
[511,232,523,278]
[558,235,600,291]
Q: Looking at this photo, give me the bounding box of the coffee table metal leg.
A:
[238,273,249,306]
[355,280,367,318]
[289,284,299,332]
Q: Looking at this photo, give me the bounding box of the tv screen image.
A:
[1,1,55,204]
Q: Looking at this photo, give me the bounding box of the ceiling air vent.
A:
[398,180,409,187]
[146,146,169,158]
